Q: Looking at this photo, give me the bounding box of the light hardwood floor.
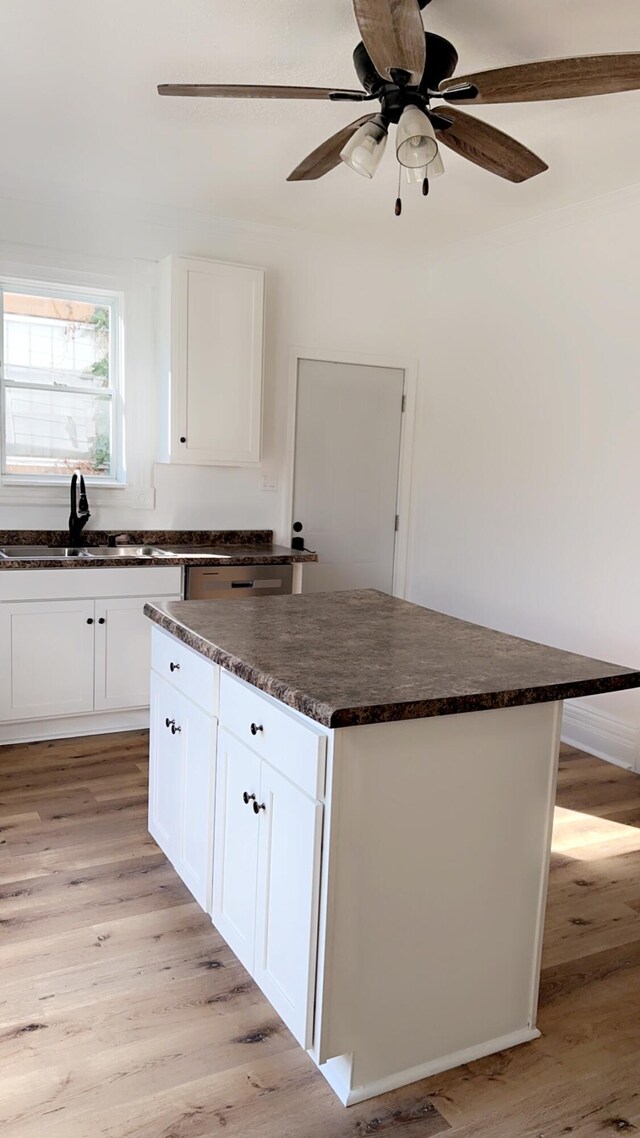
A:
[1,732,640,1137]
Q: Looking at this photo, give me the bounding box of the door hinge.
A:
[401,394,406,412]
[395,514,400,532]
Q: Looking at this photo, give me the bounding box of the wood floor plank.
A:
[1,729,639,1137]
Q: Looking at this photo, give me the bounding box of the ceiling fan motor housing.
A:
[353,32,458,105]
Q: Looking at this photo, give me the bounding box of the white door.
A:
[148,673,216,911]
[0,599,95,720]
[95,595,180,711]
[292,358,405,593]
[253,762,323,1048]
[149,672,183,864]
[212,728,261,972]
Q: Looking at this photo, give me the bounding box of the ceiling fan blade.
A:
[440,53,640,104]
[287,115,376,181]
[352,0,426,86]
[433,106,548,182]
[158,84,365,100]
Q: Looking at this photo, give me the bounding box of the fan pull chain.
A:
[395,163,402,217]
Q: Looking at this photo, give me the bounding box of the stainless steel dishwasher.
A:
[185,564,293,601]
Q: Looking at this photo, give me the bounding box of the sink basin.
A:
[0,546,95,560]
[0,544,234,562]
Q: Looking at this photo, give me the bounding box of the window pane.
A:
[4,387,113,477]
[3,293,111,390]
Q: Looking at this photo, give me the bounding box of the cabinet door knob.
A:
[250,722,263,736]
[180,436,186,444]
[242,791,256,805]
[86,617,94,625]
[253,800,266,814]
[98,617,106,625]
[169,662,180,672]
[165,717,175,730]
[171,722,182,735]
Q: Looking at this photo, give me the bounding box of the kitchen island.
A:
[144,589,640,1106]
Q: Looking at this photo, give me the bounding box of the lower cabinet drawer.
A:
[151,626,219,716]
[219,670,326,799]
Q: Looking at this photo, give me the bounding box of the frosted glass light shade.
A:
[404,147,445,182]
[340,117,388,179]
[396,106,438,169]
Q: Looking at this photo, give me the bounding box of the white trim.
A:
[528,701,563,1026]
[317,1028,541,1106]
[280,346,418,600]
[562,700,639,772]
[0,707,149,746]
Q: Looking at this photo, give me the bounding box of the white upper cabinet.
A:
[158,255,265,466]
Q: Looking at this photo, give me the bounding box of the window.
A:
[0,281,124,483]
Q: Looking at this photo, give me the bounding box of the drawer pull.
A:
[250,722,264,736]
[253,800,266,814]
[242,791,256,805]
[169,661,180,672]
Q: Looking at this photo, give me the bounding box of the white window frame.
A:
[0,277,126,488]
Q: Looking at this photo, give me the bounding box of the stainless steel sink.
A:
[0,546,95,560]
[0,544,234,561]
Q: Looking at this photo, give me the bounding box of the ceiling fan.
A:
[158,0,640,212]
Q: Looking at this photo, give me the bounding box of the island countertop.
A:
[144,588,640,727]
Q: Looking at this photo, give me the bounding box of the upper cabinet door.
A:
[159,256,265,466]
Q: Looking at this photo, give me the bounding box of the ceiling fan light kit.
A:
[395,105,439,168]
[340,114,388,178]
[158,0,640,216]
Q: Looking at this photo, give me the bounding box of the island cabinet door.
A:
[253,761,323,1050]
[212,729,261,973]
[149,672,215,912]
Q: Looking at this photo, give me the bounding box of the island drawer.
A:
[151,627,219,716]
[219,670,326,799]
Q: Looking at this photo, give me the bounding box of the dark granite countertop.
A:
[0,530,316,569]
[144,589,640,727]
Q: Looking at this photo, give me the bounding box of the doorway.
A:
[290,356,410,595]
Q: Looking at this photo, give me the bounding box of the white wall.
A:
[0,189,423,536]
[409,187,640,762]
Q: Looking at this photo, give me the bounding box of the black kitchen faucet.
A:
[69,470,91,545]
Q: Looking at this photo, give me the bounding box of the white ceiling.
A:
[2,0,640,249]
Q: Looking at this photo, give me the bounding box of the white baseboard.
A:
[0,708,149,746]
[317,1028,541,1107]
[562,700,638,772]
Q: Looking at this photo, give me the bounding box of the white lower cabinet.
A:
[0,599,96,720]
[0,568,182,726]
[212,726,323,1048]
[149,672,216,911]
[95,596,173,711]
[147,652,325,1051]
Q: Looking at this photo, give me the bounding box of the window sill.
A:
[0,481,156,510]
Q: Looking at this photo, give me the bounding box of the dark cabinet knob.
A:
[253,800,266,814]
[86,617,94,625]
[98,617,105,625]
[169,662,180,672]
[292,521,303,533]
[171,722,181,735]
[250,722,263,736]
[242,791,256,805]
[165,717,173,729]
[179,436,186,444]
